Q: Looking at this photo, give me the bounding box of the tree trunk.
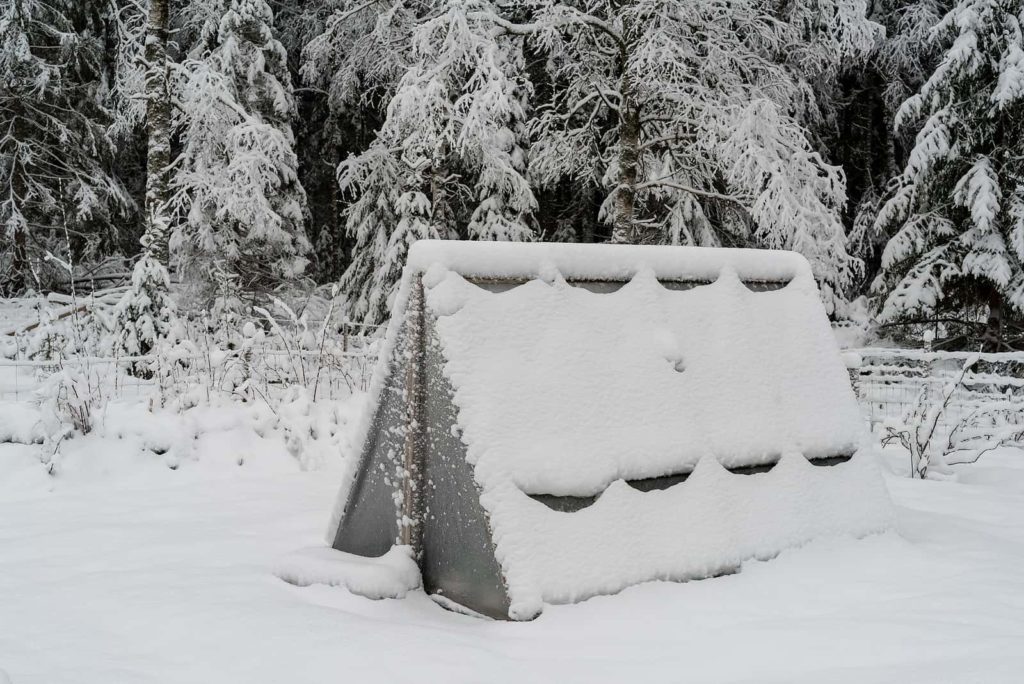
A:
[982,287,1004,352]
[142,0,171,264]
[430,139,452,239]
[9,221,29,295]
[8,163,30,294]
[611,67,641,244]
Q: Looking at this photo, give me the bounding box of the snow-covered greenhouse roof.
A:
[411,241,864,497]
[406,239,813,283]
[329,241,885,620]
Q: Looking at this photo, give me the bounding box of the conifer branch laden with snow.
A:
[169,0,310,307]
[872,0,1024,349]
[325,0,537,324]
[516,0,876,308]
[0,0,130,295]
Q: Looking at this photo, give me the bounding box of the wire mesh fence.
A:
[848,348,1024,444]
[4,343,1024,449]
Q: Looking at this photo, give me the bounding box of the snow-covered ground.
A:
[3,408,1024,682]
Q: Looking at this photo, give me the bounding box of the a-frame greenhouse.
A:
[326,241,892,620]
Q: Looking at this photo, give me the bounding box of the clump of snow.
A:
[274,545,420,599]
[0,402,44,444]
[0,337,17,359]
[486,450,894,618]
[423,267,470,317]
[841,351,863,369]
[428,264,865,496]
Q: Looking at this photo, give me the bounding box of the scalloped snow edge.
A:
[483,450,894,619]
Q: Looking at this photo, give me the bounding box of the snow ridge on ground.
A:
[273,545,420,599]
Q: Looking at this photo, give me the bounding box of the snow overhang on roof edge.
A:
[405,240,814,283]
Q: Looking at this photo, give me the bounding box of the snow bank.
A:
[0,402,44,444]
[0,391,364,487]
[273,545,421,599]
[428,265,864,496]
[486,450,893,618]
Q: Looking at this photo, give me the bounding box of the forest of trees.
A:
[2,0,1023,349]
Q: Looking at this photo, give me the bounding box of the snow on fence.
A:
[848,348,1024,443]
[0,340,381,405]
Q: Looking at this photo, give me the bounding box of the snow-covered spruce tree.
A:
[0,0,130,295]
[107,0,149,141]
[297,0,408,282]
[301,0,424,117]
[300,0,427,288]
[840,0,951,271]
[510,0,878,308]
[169,0,310,307]
[274,1,349,282]
[334,0,536,324]
[871,0,1024,349]
[111,250,177,362]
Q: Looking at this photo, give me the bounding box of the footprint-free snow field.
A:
[2,443,1024,683]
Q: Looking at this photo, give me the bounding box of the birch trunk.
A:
[611,85,641,244]
[982,287,1004,352]
[611,44,645,244]
[141,0,171,264]
[430,139,451,238]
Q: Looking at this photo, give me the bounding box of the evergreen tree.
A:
[0,0,130,295]
[275,0,350,282]
[872,0,1024,349]
[300,0,426,291]
[169,0,310,306]
[111,253,177,360]
[329,0,536,324]
[837,0,950,281]
[510,0,878,308]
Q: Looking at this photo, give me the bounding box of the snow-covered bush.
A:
[112,255,178,370]
[35,363,104,437]
[25,305,70,362]
[881,353,1024,477]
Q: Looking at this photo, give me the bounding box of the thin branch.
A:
[637,178,747,205]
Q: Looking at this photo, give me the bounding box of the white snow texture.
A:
[274,545,420,599]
